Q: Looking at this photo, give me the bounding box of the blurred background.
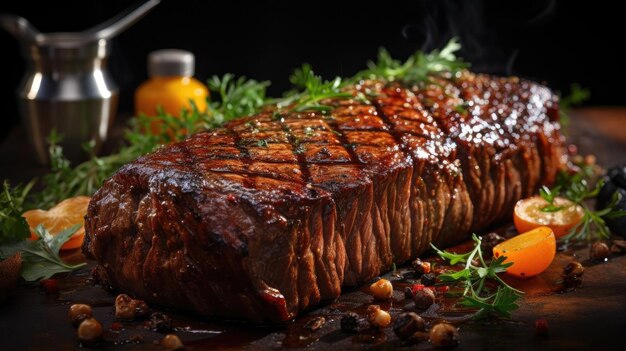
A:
[0,0,623,143]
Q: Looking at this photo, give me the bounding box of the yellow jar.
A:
[135,49,208,117]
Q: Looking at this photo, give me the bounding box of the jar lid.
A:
[148,49,195,77]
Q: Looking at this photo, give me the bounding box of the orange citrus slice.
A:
[513,196,584,238]
[22,196,90,250]
[493,226,556,279]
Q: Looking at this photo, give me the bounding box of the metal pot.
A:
[0,0,160,164]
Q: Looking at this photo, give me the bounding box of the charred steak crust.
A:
[83,73,564,323]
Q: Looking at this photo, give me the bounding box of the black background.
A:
[0,0,624,142]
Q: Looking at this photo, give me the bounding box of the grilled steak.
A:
[83,72,564,323]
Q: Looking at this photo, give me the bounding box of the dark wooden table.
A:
[0,109,625,351]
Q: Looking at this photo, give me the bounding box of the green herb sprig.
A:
[0,180,35,244]
[357,38,469,85]
[558,83,590,131]
[0,224,85,281]
[539,185,565,212]
[431,234,523,319]
[554,173,625,242]
[273,63,353,113]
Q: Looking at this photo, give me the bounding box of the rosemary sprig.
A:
[431,234,523,319]
[558,175,625,242]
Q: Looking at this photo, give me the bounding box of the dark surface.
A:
[1,228,626,351]
[83,74,563,323]
[1,0,625,142]
[0,112,625,349]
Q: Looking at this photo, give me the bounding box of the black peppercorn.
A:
[480,232,505,256]
[340,312,359,333]
[148,312,173,333]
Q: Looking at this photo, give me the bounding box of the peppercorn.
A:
[429,322,459,348]
[340,312,359,333]
[370,278,393,300]
[590,242,610,260]
[413,287,435,310]
[367,305,392,328]
[77,318,103,345]
[421,273,437,286]
[393,312,425,339]
[68,304,93,327]
[148,312,173,333]
[480,232,506,256]
[411,258,431,277]
[161,334,184,350]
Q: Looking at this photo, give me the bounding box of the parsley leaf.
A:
[432,234,523,319]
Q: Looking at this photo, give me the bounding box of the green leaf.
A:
[0,224,84,281]
[0,180,35,244]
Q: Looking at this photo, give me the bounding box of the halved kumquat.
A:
[22,196,91,250]
[492,226,556,279]
[513,196,584,238]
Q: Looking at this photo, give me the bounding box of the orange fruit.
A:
[493,226,556,279]
[513,196,584,238]
[22,196,91,250]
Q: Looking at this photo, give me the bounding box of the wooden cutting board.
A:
[0,110,625,350]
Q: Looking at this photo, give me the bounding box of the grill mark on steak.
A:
[84,73,565,324]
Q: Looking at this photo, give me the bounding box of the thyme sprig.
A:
[432,234,523,319]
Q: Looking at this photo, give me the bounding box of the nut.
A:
[68,303,93,327]
[563,261,585,277]
[77,318,103,345]
[429,322,459,348]
[161,334,184,350]
[367,305,392,328]
[116,294,149,320]
[413,287,435,309]
[411,258,431,277]
[393,312,425,339]
[370,278,393,300]
[611,240,626,254]
[115,294,136,320]
[340,312,359,333]
[590,242,610,260]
